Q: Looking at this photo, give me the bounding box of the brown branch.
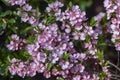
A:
[109,62,120,72]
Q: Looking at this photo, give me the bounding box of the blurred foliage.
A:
[70,0,93,10]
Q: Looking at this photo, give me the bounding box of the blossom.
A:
[8,0,17,5]
[9,64,17,75]
[21,13,29,22]
[7,34,26,51]
[37,52,46,63]
[115,43,120,51]
[16,0,26,6]
[37,63,45,73]
[52,68,59,76]
[80,32,86,40]
[46,1,64,12]
[29,16,37,25]
[59,61,70,70]
[104,0,120,51]
[73,75,81,80]
[72,32,80,40]
[43,71,51,78]
[7,41,19,51]
[23,4,32,12]
[65,5,86,26]
[48,52,59,64]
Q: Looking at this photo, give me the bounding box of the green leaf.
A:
[62,53,70,61]
[100,71,106,80]
[1,0,10,6]
[36,6,39,16]
[69,1,72,8]
[59,77,64,80]
[23,26,34,33]
[46,62,52,71]
[23,51,31,59]
[0,10,12,17]
[96,50,103,61]
[105,61,109,66]
[8,18,16,23]
[0,64,9,76]
[77,0,93,10]
[0,60,2,65]
[0,6,2,14]
[44,0,54,3]
[90,17,97,26]
[46,16,55,24]
[86,35,91,42]
[26,39,33,44]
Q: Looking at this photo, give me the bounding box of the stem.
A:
[117,51,120,67]
[111,74,120,78]
[109,62,120,72]
[110,76,119,80]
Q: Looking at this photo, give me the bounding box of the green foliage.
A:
[0,10,12,17]
[59,77,64,80]
[96,50,104,61]
[46,62,52,71]
[0,64,9,76]
[62,53,70,61]
[70,0,93,10]
[1,0,10,6]
[89,17,97,26]
[0,6,2,14]
[100,72,107,80]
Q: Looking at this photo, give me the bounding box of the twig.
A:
[109,62,120,72]
[110,76,120,80]
[115,51,120,78]
[111,74,120,78]
[117,51,120,67]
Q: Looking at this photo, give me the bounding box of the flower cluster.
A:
[7,1,111,80]
[9,0,40,27]
[7,34,26,51]
[104,0,120,51]
[8,0,26,6]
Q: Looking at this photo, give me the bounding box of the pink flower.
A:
[78,53,86,61]
[17,68,26,78]
[43,71,51,78]
[21,13,29,22]
[8,0,17,5]
[16,0,26,6]
[59,61,70,70]
[7,34,26,51]
[80,32,86,40]
[72,32,80,40]
[65,25,71,33]
[11,34,19,40]
[7,41,18,51]
[73,75,81,80]
[115,43,120,51]
[83,75,90,80]
[23,4,32,11]
[52,68,59,76]
[37,52,46,63]
[46,1,63,12]
[9,64,17,75]
[37,63,45,73]
[29,17,37,25]
[27,63,37,77]
[48,52,59,64]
